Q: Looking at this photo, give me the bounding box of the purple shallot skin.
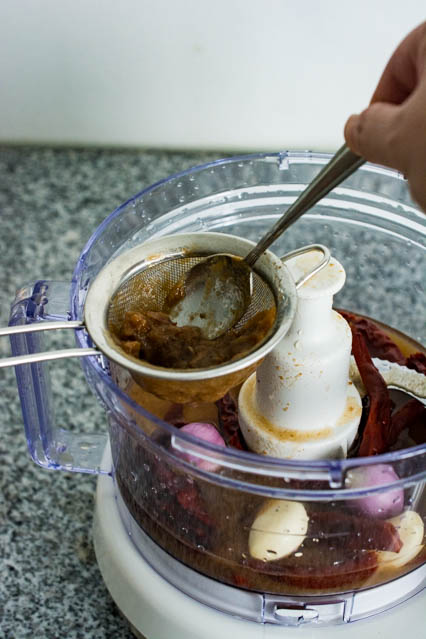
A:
[348,464,404,519]
[176,422,226,472]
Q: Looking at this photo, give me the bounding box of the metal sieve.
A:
[107,255,274,334]
[0,233,328,403]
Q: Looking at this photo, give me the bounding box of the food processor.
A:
[3,152,425,638]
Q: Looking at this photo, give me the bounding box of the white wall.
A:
[0,1,424,151]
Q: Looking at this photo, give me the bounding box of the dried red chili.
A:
[389,399,426,447]
[217,393,248,451]
[351,329,393,456]
[406,352,426,375]
[339,310,406,364]
[339,309,426,374]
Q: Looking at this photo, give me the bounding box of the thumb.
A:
[344,102,406,173]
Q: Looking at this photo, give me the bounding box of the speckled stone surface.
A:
[0,146,223,639]
[0,146,423,639]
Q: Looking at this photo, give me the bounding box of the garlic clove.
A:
[377,510,424,568]
[248,499,308,562]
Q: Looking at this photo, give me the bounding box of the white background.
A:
[0,1,424,151]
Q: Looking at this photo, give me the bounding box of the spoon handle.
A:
[244,144,365,267]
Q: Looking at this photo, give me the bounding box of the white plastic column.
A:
[239,251,362,459]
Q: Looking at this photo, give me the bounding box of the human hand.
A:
[344,22,426,211]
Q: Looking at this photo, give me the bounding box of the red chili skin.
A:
[339,309,426,373]
[389,399,426,447]
[406,352,426,374]
[339,310,406,364]
[351,329,393,456]
[217,394,248,450]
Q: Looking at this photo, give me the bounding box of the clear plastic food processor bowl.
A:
[9,152,425,626]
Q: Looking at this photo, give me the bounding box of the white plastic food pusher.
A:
[239,250,362,460]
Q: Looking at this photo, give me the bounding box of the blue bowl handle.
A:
[7,280,109,474]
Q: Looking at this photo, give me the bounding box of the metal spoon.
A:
[170,144,365,339]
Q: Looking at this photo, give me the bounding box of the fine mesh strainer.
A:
[0,233,328,403]
[107,255,274,333]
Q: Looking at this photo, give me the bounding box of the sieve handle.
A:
[280,244,330,288]
[0,320,99,368]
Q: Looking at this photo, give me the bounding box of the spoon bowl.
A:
[169,254,253,339]
[169,144,364,339]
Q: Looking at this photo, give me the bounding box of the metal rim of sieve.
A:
[83,233,327,381]
[0,233,329,381]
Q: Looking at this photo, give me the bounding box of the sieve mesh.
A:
[107,254,276,338]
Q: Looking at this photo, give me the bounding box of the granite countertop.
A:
[0,146,222,639]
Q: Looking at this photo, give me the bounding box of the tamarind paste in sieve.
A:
[112,307,276,369]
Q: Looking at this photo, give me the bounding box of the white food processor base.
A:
[93,450,425,639]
